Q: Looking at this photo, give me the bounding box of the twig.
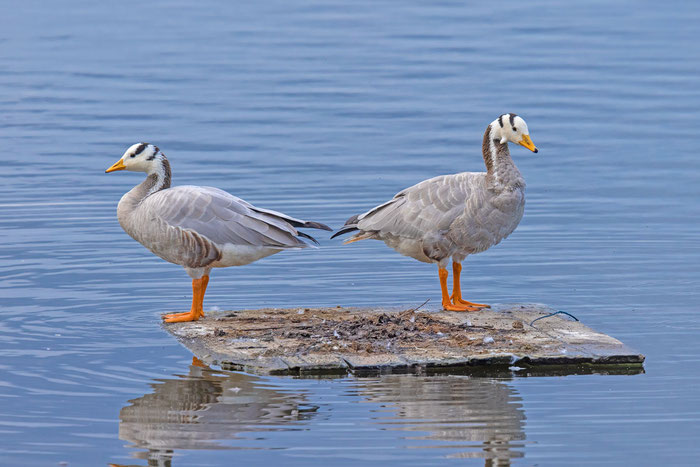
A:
[405,298,431,313]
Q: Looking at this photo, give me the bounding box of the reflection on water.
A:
[116,359,318,466]
[116,360,524,466]
[359,376,525,464]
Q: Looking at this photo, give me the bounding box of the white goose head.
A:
[492,113,538,153]
[105,143,166,174]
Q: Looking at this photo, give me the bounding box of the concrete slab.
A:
[163,304,644,376]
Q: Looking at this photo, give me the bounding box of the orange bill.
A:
[518,134,538,153]
[105,158,126,173]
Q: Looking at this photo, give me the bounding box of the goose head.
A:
[105,143,166,174]
[493,114,538,153]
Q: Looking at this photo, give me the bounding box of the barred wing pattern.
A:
[355,173,482,239]
[144,186,312,249]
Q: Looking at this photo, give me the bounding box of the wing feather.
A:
[355,173,483,239]
[141,186,311,249]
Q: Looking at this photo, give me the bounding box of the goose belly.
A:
[380,234,439,264]
[211,244,283,267]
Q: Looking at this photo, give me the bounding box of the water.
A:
[1,0,699,465]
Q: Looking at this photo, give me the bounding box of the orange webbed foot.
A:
[451,295,490,309]
[449,262,489,310]
[191,356,208,368]
[163,310,200,323]
[442,300,481,312]
[163,311,188,320]
[163,276,209,323]
[163,310,203,320]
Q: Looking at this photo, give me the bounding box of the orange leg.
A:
[191,356,208,368]
[197,275,209,318]
[439,267,477,311]
[450,262,489,309]
[163,275,209,323]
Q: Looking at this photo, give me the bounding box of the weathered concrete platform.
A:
[163,304,644,376]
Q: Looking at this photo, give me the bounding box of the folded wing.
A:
[336,173,481,240]
[144,186,321,249]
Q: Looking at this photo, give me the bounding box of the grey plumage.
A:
[107,142,332,322]
[146,186,320,248]
[112,144,330,276]
[333,117,531,269]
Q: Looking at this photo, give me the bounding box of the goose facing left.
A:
[106,143,331,323]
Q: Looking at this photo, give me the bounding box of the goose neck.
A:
[144,158,172,197]
[119,159,172,212]
[481,124,523,188]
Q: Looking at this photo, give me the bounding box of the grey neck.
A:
[481,124,524,188]
[119,158,172,210]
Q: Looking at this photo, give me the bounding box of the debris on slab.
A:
[163,304,644,376]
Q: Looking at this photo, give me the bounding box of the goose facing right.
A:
[332,113,538,311]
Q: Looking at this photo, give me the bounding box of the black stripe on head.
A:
[498,115,504,128]
[134,143,148,155]
[146,145,159,161]
[508,113,516,127]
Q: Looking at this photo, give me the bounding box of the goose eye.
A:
[512,127,517,132]
[130,154,136,158]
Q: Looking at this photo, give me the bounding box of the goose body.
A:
[107,143,330,322]
[332,114,537,311]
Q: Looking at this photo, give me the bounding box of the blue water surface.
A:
[1,1,699,465]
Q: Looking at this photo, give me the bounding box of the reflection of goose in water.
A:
[113,363,525,466]
[112,358,318,467]
[359,376,526,465]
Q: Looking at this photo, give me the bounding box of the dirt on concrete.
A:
[164,304,644,376]
[193,305,532,358]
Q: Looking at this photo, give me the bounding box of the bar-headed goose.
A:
[106,143,331,322]
[332,114,538,311]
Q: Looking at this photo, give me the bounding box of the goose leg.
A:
[197,275,209,318]
[450,262,489,309]
[439,267,477,311]
[191,356,208,368]
[163,276,209,322]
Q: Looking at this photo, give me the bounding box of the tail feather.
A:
[330,225,359,239]
[297,231,320,245]
[344,214,361,225]
[299,220,332,231]
[330,212,365,239]
[248,206,331,231]
[285,218,332,231]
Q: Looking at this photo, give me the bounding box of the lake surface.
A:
[1,0,699,465]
